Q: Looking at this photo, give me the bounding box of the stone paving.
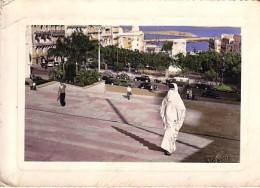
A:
[25,82,240,162]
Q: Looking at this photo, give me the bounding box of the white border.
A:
[0,0,259,186]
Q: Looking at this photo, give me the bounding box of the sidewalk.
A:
[25,83,240,162]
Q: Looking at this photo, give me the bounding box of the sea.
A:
[121,26,241,52]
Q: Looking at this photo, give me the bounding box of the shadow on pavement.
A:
[107,99,205,151]
[112,126,164,152]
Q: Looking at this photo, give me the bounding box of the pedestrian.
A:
[126,86,132,100]
[150,84,153,92]
[57,82,66,106]
[186,89,190,99]
[189,88,193,99]
[28,77,37,90]
[160,83,186,156]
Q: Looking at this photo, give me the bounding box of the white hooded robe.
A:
[160,83,186,153]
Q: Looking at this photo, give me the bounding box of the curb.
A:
[37,81,58,88]
[105,85,167,98]
[83,80,105,90]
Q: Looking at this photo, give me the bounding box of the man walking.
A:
[57,82,66,106]
[160,83,186,156]
[126,86,132,100]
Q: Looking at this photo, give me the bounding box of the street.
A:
[31,65,241,102]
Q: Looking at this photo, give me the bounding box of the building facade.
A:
[171,39,187,57]
[144,43,162,53]
[29,25,145,66]
[118,26,145,52]
[209,34,241,54]
[209,37,221,53]
[30,25,66,65]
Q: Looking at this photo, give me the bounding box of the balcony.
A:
[34,30,65,37]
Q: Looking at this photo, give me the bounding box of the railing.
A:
[34,30,65,36]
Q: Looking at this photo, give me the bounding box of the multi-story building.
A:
[29,25,145,67]
[144,43,162,53]
[221,34,234,54]
[209,34,241,54]
[209,37,221,53]
[30,25,65,65]
[233,34,241,53]
[172,39,187,57]
[118,26,145,52]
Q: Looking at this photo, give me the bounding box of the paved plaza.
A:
[25,82,240,162]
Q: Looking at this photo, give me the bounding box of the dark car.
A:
[201,90,221,99]
[154,78,161,83]
[195,83,211,90]
[165,78,174,85]
[102,71,114,78]
[138,82,158,91]
[40,62,47,68]
[134,75,150,82]
[116,73,130,80]
[105,78,117,85]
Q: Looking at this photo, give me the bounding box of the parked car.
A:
[102,75,113,81]
[195,83,211,90]
[105,78,117,85]
[201,90,221,99]
[102,71,114,78]
[138,82,158,91]
[40,62,46,68]
[134,75,150,82]
[154,78,161,83]
[54,62,60,66]
[116,73,130,80]
[47,61,54,67]
[116,80,132,87]
[165,78,174,85]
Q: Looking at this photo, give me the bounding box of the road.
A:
[31,65,241,102]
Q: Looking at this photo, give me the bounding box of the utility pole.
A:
[98,27,101,73]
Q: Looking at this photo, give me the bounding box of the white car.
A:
[47,61,54,67]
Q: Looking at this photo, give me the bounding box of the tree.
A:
[161,41,173,52]
[47,32,98,81]
[223,52,241,87]
[204,69,218,83]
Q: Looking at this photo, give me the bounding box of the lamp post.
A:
[221,56,225,85]
[98,27,101,73]
[63,57,67,81]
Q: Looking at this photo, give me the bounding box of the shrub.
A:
[48,67,63,81]
[76,70,101,86]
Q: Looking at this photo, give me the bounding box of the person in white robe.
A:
[160,83,186,156]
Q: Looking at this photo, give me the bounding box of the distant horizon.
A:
[120,26,241,52]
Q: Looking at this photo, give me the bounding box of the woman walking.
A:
[160,83,186,156]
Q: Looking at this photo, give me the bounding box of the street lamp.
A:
[63,57,67,81]
[98,26,102,73]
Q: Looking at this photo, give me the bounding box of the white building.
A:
[118,26,144,52]
[172,39,187,57]
[144,43,162,53]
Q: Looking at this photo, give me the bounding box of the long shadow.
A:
[106,99,130,125]
[106,99,162,136]
[112,126,164,152]
[106,99,202,150]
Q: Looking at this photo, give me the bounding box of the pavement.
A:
[25,82,240,162]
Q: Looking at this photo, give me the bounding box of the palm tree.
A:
[47,32,98,81]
